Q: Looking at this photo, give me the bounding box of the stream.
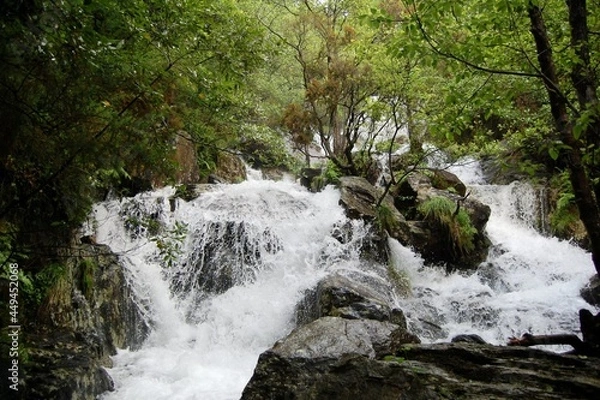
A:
[93,163,597,400]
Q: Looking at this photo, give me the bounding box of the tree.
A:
[257,0,416,176]
[0,0,265,269]
[528,0,600,274]
[381,0,600,275]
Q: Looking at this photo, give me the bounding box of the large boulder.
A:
[210,152,247,184]
[296,274,413,329]
[299,167,323,192]
[241,316,419,400]
[173,130,201,184]
[338,176,412,244]
[242,342,600,400]
[582,274,600,306]
[414,187,491,269]
[431,169,467,196]
[174,221,282,296]
[272,316,414,360]
[391,172,491,269]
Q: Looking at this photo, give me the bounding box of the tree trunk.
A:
[528,2,600,275]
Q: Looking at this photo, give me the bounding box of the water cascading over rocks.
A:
[91,180,413,400]
[84,164,600,400]
[171,220,282,297]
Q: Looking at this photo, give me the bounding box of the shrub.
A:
[376,204,398,234]
[418,196,477,256]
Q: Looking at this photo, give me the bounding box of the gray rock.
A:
[23,244,147,399]
[338,176,412,244]
[581,274,600,306]
[273,316,412,360]
[242,342,600,400]
[214,152,247,183]
[390,171,491,269]
[296,274,410,329]
[432,169,468,196]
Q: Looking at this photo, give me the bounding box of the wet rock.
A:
[390,171,491,269]
[173,130,201,184]
[22,244,147,399]
[431,169,467,196]
[212,152,247,183]
[338,176,411,244]
[262,168,286,181]
[21,330,115,400]
[173,221,282,296]
[451,334,488,344]
[330,220,389,263]
[242,342,600,400]
[339,176,384,220]
[296,274,411,329]
[581,274,600,306]
[172,183,217,202]
[273,317,414,360]
[300,167,323,192]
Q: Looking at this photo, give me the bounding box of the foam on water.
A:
[94,180,357,400]
[396,160,598,346]
[93,163,599,399]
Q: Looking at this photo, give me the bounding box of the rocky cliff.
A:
[19,243,147,400]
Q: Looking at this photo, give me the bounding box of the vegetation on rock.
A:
[418,196,478,257]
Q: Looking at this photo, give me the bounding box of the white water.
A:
[398,160,598,345]
[93,163,599,399]
[94,180,370,400]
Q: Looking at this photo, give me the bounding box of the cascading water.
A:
[92,162,599,399]
[93,179,374,400]
[398,160,598,346]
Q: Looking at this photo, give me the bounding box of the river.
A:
[93,163,597,399]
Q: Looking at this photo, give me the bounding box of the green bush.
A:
[376,204,398,234]
[311,160,342,192]
[238,124,296,170]
[418,196,477,256]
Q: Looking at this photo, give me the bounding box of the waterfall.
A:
[94,180,372,400]
[398,160,598,346]
[94,165,599,399]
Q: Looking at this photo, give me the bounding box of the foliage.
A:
[79,259,96,300]
[376,204,398,234]
[237,124,298,170]
[418,196,478,256]
[152,221,188,269]
[549,172,582,239]
[375,139,402,154]
[311,160,343,191]
[0,0,266,257]
[29,263,67,306]
[254,0,422,172]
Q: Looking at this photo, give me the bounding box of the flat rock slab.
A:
[242,342,600,400]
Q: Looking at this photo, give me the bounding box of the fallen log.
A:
[507,309,600,357]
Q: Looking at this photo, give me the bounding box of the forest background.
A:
[1,0,599,314]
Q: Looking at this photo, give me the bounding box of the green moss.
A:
[80,259,97,299]
[311,161,342,192]
[33,263,67,305]
[383,355,406,363]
